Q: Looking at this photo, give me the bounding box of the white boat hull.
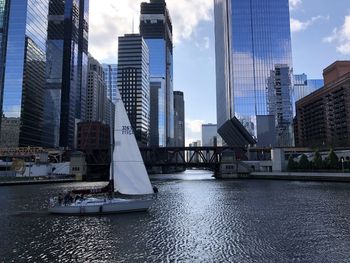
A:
[48,197,154,215]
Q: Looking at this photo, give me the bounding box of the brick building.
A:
[294,61,350,147]
[77,122,111,181]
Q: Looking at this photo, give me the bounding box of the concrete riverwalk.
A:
[238,172,350,182]
[0,178,76,186]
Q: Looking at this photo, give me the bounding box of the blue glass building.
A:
[140,0,174,147]
[102,64,118,103]
[307,79,324,91]
[0,0,49,147]
[214,0,293,140]
[293,74,323,114]
[150,77,166,147]
[43,0,89,149]
[267,65,293,146]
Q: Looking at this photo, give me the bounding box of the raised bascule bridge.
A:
[141,116,261,175]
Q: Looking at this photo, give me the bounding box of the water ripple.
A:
[1,172,350,262]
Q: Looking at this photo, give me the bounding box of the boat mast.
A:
[109,65,114,187]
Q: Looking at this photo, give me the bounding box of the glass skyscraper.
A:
[293,74,324,101]
[0,0,49,147]
[150,77,166,147]
[307,79,324,91]
[43,0,89,149]
[214,0,293,140]
[293,74,323,115]
[102,64,118,103]
[140,0,174,146]
[174,91,185,147]
[267,65,293,146]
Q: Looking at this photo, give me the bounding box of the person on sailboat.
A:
[58,193,63,205]
[153,186,158,194]
[63,193,69,206]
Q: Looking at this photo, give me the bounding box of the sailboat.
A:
[48,89,156,215]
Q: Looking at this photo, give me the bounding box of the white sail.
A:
[112,89,154,195]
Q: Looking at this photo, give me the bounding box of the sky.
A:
[89,0,350,145]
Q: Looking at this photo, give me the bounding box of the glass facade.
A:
[76,0,89,121]
[145,39,166,77]
[102,64,118,103]
[214,0,293,139]
[214,0,233,129]
[293,73,308,104]
[0,0,48,147]
[202,124,217,147]
[293,74,323,115]
[43,0,65,148]
[140,0,174,146]
[173,91,185,147]
[0,0,8,107]
[307,79,324,91]
[43,0,89,149]
[150,77,166,147]
[267,65,293,146]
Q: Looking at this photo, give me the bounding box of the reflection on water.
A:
[1,170,350,262]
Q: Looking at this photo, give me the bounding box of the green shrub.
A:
[327,149,339,170]
[287,155,297,171]
[298,154,310,170]
[313,151,323,170]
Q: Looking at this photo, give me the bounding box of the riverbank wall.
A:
[218,172,350,182]
[0,178,76,186]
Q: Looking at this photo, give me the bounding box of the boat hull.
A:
[48,198,154,215]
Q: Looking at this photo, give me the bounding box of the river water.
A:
[1,170,350,262]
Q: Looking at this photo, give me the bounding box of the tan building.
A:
[70,152,87,181]
[0,117,20,147]
[294,61,350,147]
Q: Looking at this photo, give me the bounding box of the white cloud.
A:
[337,42,350,54]
[290,16,329,33]
[185,119,205,146]
[289,0,302,10]
[195,36,210,51]
[89,0,213,63]
[186,119,204,134]
[167,0,212,43]
[324,15,350,55]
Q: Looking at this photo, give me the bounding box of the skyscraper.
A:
[87,55,107,123]
[214,0,293,140]
[202,124,218,147]
[267,65,293,146]
[150,77,166,147]
[0,0,49,147]
[117,34,150,146]
[293,74,323,103]
[43,0,89,149]
[173,91,185,147]
[140,0,174,146]
[102,64,118,103]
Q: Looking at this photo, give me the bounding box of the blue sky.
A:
[89,0,350,145]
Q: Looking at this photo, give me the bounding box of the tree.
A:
[327,149,339,170]
[287,155,297,171]
[313,151,323,170]
[298,154,310,170]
